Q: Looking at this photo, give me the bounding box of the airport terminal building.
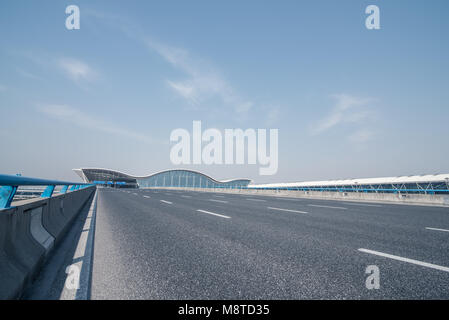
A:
[74,168,449,195]
[73,168,252,189]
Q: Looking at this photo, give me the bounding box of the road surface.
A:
[25,188,449,299]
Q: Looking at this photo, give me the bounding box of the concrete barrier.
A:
[30,206,54,252]
[0,186,95,299]
[146,187,449,207]
[0,213,26,301]
[43,187,94,243]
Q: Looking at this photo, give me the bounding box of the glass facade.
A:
[137,170,250,189]
[75,168,251,189]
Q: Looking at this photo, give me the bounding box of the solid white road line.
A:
[181,195,192,198]
[276,197,301,201]
[160,200,173,204]
[61,190,98,300]
[358,248,449,273]
[308,204,347,210]
[196,209,231,219]
[213,195,225,198]
[267,207,308,214]
[426,227,449,233]
[209,199,228,204]
[343,202,382,207]
[132,193,138,196]
[246,198,266,202]
[143,195,150,198]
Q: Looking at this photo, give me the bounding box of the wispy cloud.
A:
[166,80,199,105]
[36,104,162,145]
[145,40,254,116]
[58,58,96,82]
[15,50,98,85]
[310,94,376,141]
[84,10,272,119]
[17,68,41,80]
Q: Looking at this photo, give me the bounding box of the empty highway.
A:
[26,188,449,299]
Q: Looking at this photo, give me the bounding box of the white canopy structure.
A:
[249,174,449,194]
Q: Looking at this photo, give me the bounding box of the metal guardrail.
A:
[136,184,449,194]
[247,187,449,194]
[0,174,93,209]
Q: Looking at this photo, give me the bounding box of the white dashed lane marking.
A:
[426,227,449,233]
[209,199,228,204]
[196,209,231,219]
[308,204,346,210]
[267,207,308,214]
[358,248,449,273]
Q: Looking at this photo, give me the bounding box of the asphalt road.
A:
[86,188,449,299]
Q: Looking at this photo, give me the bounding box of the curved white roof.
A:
[249,173,449,189]
[73,168,251,184]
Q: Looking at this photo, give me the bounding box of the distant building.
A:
[250,174,449,194]
[73,168,449,194]
[73,168,251,189]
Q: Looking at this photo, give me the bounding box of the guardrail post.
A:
[0,185,18,209]
[41,185,55,198]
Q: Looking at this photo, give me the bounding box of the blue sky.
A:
[0,0,448,183]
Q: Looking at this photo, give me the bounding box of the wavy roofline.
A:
[73,167,252,184]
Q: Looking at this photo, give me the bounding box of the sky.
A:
[0,0,448,183]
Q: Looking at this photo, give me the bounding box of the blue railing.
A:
[0,174,94,209]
